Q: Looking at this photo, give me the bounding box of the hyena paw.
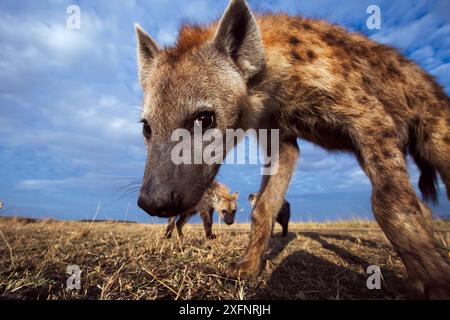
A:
[408,279,450,299]
[207,234,217,240]
[224,258,261,280]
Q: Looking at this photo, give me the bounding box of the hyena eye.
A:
[141,119,152,139]
[194,112,215,131]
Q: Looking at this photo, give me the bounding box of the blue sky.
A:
[0,0,449,223]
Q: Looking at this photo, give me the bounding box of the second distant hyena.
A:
[135,0,450,298]
[249,193,290,237]
[165,180,238,239]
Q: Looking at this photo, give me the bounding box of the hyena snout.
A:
[138,187,178,218]
[138,168,213,218]
[138,178,190,218]
[222,209,236,225]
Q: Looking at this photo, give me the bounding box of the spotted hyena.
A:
[165,180,238,239]
[135,0,450,298]
[249,193,290,237]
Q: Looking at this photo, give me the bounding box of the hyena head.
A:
[135,0,265,217]
[216,192,239,225]
[248,192,258,207]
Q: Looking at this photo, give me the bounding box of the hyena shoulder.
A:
[256,13,441,108]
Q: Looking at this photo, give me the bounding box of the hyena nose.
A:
[137,188,179,218]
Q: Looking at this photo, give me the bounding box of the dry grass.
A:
[0,217,449,300]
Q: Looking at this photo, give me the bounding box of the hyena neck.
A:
[212,181,231,199]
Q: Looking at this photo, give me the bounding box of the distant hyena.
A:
[135,0,450,298]
[249,193,290,237]
[165,180,238,239]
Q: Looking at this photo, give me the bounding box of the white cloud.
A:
[431,63,450,78]
[371,13,439,49]
[17,173,122,191]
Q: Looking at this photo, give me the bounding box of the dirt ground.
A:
[0,217,449,300]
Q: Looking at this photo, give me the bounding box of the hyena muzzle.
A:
[135,0,450,298]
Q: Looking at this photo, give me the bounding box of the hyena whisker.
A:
[115,187,141,197]
[113,182,142,196]
[131,105,146,113]
[119,75,142,103]
[104,190,141,210]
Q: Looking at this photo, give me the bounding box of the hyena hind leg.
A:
[200,209,216,239]
[358,137,450,298]
[429,134,450,201]
[414,115,450,201]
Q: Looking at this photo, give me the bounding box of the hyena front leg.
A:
[165,218,176,239]
[175,213,190,238]
[356,133,450,299]
[225,139,299,279]
[270,220,275,238]
[200,209,216,239]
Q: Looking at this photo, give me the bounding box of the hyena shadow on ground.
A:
[300,232,393,255]
[255,232,405,299]
[264,233,297,262]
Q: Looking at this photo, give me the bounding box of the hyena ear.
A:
[213,0,264,81]
[135,23,161,87]
[233,192,239,200]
